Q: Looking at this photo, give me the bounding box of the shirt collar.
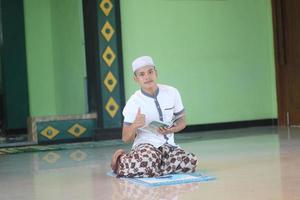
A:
[141,87,159,98]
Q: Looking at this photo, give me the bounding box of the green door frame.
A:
[0,0,29,132]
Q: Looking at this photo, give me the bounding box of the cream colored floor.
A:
[0,126,299,200]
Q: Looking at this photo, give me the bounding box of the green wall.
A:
[24,0,86,117]
[22,0,277,126]
[120,0,277,125]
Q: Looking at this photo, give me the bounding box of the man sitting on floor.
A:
[111,56,198,177]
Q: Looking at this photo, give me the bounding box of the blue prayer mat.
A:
[107,171,215,187]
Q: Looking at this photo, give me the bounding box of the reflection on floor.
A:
[0,133,33,148]
[0,126,299,200]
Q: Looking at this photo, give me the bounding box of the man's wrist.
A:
[171,127,178,133]
[130,123,138,136]
[131,123,138,130]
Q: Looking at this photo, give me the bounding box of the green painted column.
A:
[23,0,57,117]
[97,0,124,128]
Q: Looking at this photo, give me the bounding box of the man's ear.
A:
[133,75,137,82]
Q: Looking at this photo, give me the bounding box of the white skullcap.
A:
[132,56,155,72]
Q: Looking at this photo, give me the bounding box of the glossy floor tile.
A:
[0,126,299,200]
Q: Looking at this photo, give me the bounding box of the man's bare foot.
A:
[111,149,125,173]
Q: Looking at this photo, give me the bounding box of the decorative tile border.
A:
[28,113,97,144]
[97,0,124,128]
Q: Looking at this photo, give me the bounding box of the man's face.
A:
[134,65,157,90]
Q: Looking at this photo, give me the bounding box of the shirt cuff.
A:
[174,108,185,116]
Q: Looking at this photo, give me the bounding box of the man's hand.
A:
[158,123,178,135]
[158,115,186,135]
[122,108,145,143]
[132,108,145,129]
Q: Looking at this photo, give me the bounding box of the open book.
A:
[141,114,184,133]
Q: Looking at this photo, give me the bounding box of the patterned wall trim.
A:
[28,113,97,144]
[97,0,124,129]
